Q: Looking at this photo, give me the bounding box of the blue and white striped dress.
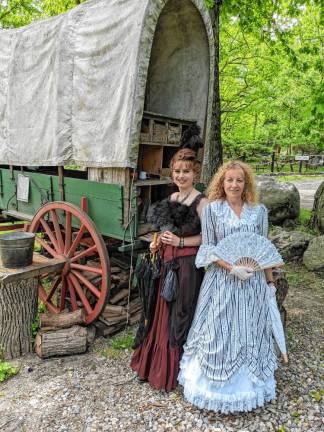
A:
[178,200,277,413]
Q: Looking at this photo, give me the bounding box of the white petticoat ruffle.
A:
[178,354,276,414]
[195,244,219,268]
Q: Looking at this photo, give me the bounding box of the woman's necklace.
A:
[178,189,193,204]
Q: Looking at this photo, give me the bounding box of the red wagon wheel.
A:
[29,201,110,324]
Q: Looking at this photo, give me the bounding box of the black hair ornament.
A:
[179,123,203,154]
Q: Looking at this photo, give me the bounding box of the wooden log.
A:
[109,288,129,305]
[94,321,119,337]
[129,311,142,325]
[35,325,88,359]
[0,277,38,359]
[111,266,122,274]
[101,304,126,319]
[103,314,127,325]
[40,309,86,329]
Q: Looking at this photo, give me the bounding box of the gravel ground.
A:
[1,265,323,432]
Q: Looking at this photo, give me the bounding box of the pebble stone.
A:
[0,274,323,432]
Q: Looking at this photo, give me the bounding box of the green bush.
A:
[0,348,19,382]
[31,301,46,340]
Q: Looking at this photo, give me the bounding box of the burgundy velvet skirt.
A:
[130,246,203,391]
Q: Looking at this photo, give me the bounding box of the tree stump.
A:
[0,277,38,359]
[0,253,65,359]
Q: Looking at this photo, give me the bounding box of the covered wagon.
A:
[0,0,215,324]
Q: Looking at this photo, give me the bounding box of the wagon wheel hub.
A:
[62,259,71,276]
[28,201,111,324]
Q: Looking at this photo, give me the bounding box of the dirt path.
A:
[290,179,323,209]
[0,264,323,432]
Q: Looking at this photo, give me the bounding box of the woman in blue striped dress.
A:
[178,160,282,413]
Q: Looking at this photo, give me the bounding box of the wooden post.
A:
[0,277,38,359]
[299,160,303,173]
[271,152,275,173]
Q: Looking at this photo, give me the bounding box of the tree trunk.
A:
[203,1,223,184]
[35,325,88,358]
[0,277,38,359]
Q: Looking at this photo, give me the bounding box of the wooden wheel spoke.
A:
[64,212,72,254]
[35,236,58,258]
[70,245,98,263]
[67,276,78,311]
[50,210,64,252]
[39,218,60,252]
[44,276,61,302]
[70,263,102,275]
[68,274,93,315]
[60,276,67,310]
[67,225,87,258]
[71,270,101,298]
[30,201,109,324]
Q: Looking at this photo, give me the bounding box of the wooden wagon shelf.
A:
[0,253,65,283]
[139,111,195,178]
[135,178,172,187]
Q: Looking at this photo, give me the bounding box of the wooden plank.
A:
[143,111,195,124]
[0,253,65,283]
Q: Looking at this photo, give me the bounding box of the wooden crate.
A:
[168,122,182,144]
[140,117,152,143]
[152,120,168,143]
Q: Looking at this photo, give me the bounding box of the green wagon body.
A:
[0,168,130,240]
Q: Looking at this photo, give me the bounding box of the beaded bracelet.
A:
[178,237,184,249]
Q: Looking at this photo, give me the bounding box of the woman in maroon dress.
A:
[130,147,208,391]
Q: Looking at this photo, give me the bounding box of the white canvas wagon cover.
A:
[0,0,214,168]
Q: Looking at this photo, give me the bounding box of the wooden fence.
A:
[248,153,324,173]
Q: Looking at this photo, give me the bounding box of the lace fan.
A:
[215,232,283,270]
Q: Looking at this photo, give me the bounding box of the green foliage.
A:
[0,361,19,382]
[110,331,134,350]
[31,301,46,341]
[220,2,323,156]
[204,0,215,9]
[309,389,324,402]
[0,348,19,382]
[100,330,134,360]
[298,208,312,225]
[0,0,87,28]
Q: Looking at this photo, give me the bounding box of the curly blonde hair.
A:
[206,160,258,204]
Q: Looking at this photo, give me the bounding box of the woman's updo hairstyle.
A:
[169,148,201,179]
[169,123,203,180]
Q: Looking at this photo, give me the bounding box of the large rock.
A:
[256,176,300,224]
[303,235,324,271]
[269,227,314,261]
[311,181,324,234]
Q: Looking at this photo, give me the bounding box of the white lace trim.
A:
[195,244,219,268]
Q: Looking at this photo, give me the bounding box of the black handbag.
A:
[160,259,179,302]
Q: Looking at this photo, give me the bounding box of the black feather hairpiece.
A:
[180,123,203,154]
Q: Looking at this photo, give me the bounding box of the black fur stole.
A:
[147,197,201,237]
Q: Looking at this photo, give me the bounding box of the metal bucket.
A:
[0,232,35,268]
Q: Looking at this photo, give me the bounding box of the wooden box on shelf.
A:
[138,112,195,183]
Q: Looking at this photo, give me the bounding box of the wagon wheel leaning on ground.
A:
[28,201,110,324]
